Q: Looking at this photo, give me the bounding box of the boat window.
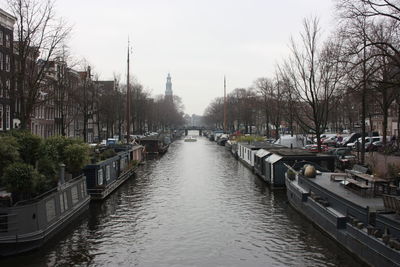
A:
[80,182,85,198]
[59,194,65,213]
[63,192,69,210]
[106,165,111,181]
[0,213,8,232]
[71,186,79,205]
[98,169,104,185]
[45,199,56,222]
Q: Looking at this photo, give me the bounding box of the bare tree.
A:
[8,0,71,130]
[284,17,345,151]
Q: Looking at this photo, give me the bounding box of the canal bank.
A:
[1,136,362,266]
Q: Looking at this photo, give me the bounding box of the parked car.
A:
[327,147,356,170]
[349,136,390,151]
[322,136,338,146]
[366,140,384,152]
[304,144,329,152]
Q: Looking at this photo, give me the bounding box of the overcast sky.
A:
[3,0,336,115]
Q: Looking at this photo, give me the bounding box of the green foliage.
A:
[9,130,41,165]
[63,143,90,174]
[1,162,39,196]
[0,135,20,179]
[236,135,265,143]
[99,148,117,161]
[37,156,58,183]
[41,135,75,163]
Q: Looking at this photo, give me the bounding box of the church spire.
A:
[165,73,173,102]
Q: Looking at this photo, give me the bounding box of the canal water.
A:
[1,134,362,267]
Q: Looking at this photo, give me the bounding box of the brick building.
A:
[0,8,15,132]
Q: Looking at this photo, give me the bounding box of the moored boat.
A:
[0,174,90,256]
[184,136,197,142]
[285,164,400,267]
[83,144,144,200]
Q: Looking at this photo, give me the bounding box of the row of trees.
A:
[204,0,400,163]
[6,0,185,142]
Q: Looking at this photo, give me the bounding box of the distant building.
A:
[0,8,15,132]
[165,73,173,102]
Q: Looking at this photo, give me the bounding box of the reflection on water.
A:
[1,136,361,267]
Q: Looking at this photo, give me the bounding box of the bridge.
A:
[181,126,207,136]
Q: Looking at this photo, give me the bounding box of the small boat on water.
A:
[184,136,197,142]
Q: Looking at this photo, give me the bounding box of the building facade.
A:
[0,8,15,132]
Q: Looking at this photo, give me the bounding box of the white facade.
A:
[238,143,255,167]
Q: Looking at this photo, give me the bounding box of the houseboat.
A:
[254,148,335,187]
[139,134,170,155]
[83,144,144,200]
[285,165,400,267]
[237,142,283,170]
[0,174,90,256]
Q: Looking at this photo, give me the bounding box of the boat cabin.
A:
[83,145,143,200]
[139,134,169,154]
[258,148,335,187]
[237,141,278,168]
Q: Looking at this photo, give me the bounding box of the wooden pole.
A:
[224,76,227,133]
[126,39,131,144]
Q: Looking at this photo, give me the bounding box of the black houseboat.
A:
[139,134,170,155]
[83,144,144,200]
[254,148,335,187]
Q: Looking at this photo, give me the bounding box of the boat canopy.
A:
[255,149,270,158]
[266,154,282,164]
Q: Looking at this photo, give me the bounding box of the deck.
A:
[310,172,384,210]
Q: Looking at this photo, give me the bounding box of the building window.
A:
[0,80,3,97]
[0,31,3,46]
[5,106,10,130]
[6,106,11,130]
[0,52,3,70]
[0,104,3,130]
[5,34,10,48]
[5,55,10,72]
[5,79,10,98]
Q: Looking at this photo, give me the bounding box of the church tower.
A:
[165,73,173,102]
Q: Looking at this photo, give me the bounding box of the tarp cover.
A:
[255,149,270,158]
[266,154,282,164]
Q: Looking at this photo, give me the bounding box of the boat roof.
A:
[310,172,384,210]
[239,142,285,150]
[255,149,271,158]
[266,154,282,164]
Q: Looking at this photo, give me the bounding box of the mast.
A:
[126,39,131,144]
[224,76,227,133]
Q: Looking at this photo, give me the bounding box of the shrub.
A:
[0,135,20,178]
[1,162,40,200]
[37,156,58,183]
[64,143,90,174]
[100,148,117,161]
[9,130,41,165]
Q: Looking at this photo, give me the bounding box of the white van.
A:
[274,135,307,148]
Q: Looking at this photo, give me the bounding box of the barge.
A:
[254,148,335,187]
[139,134,170,155]
[285,165,400,267]
[83,144,144,200]
[0,174,90,256]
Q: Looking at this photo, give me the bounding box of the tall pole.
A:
[224,76,227,133]
[126,39,131,144]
